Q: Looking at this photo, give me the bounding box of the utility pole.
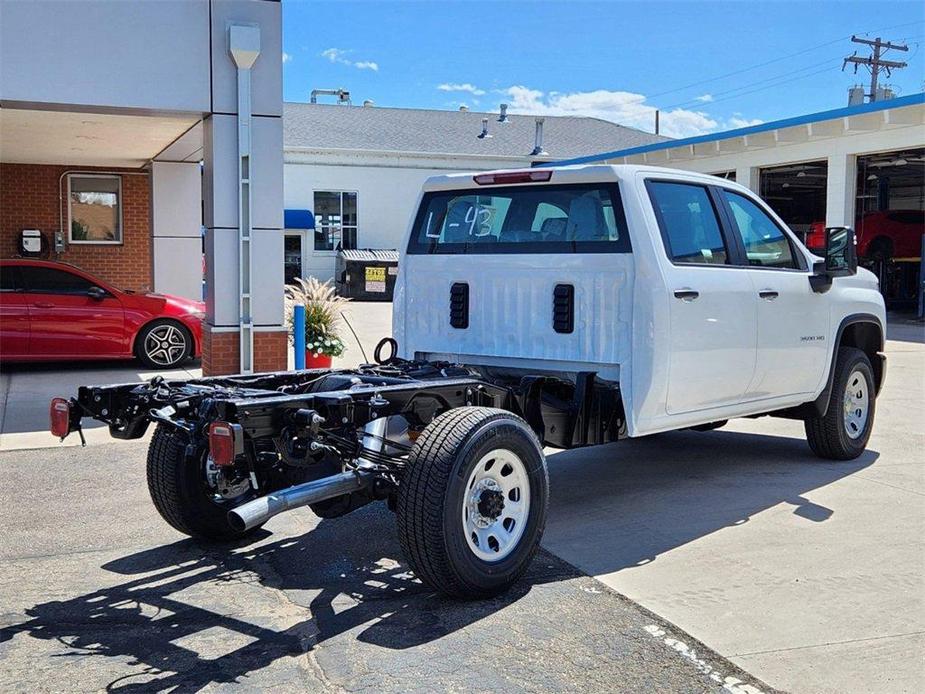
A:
[843,35,908,102]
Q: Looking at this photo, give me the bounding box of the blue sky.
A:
[282,1,925,138]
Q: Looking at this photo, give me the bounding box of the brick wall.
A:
[0,163,151,291]
[202,328,288,376]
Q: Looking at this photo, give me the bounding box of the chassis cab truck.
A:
[54,165,886,599]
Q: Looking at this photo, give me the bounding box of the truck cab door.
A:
[647,180,757,414]
[718,189,829,398]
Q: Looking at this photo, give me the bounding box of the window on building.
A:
[313,191,358,251]
[68,175,122,244]
[647,181,728,265]
[284,234,303,284]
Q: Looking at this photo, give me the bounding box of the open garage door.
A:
[758,161,828,244]
[856,148,924,311]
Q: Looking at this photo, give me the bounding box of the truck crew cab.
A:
[54,165,886,599]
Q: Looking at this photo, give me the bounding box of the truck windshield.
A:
[406,183,630,254]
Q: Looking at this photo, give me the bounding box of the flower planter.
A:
[305,352,333,369]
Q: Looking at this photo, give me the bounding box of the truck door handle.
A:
[758,289,779,300]
[673,289,699,301]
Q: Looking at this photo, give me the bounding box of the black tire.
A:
[136,320,193,370]
[804,347,876,460]
[396,407,549,599]
[146,424,260,541]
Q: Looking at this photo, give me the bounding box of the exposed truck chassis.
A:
[55,343,624,597]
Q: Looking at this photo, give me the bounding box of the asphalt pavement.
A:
[0,440,770,693]
[1,303,922,693]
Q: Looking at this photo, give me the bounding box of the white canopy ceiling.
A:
[0,107,201,167]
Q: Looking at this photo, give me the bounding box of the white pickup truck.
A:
[395,165,885,449]
[58,164,886,599]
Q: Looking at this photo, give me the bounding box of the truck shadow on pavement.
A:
[3,429,874,691]
[544,428,878,575]
[2,507,575,692]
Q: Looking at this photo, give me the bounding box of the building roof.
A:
[547,92,925,167]
[283,102,669,160]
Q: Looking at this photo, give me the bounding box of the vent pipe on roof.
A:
[459,105,469,112]
[498,103,510,123]
[530,117,547,156]
[310,88,351,105]
[478,117,492,139]
[363,99,375,107]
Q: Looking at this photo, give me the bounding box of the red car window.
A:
[20,267,95,295]
[1,265,23,292]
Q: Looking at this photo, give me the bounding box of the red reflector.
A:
[473,170,553,185]
[209,422,237,467]
[50,398,71,438]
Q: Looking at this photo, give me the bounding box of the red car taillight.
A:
[50,398,71,438]
[209,422,240,467]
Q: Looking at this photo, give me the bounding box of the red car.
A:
[0,259,203,369]
[806,210,924,259]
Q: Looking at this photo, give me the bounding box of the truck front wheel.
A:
[396,407,549,599]
[804,347,876,460]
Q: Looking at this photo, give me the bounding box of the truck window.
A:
[647,181,728,265]
[722,191,797,269]
[407,184,629,254]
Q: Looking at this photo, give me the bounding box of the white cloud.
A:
[727,116,764,129]
[282,52,292,64]
[321,48,378,71]
[498,84,758,139]
[437,82,487,96]
[695,93,713,103]
[321,48,349,64]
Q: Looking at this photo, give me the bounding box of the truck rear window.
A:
[406,183,630,254]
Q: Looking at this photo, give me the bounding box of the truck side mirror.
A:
[824,226,857,276]
[809,226,857,294]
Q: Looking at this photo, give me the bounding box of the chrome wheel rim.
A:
[462,448,530,562]
[843,368,870,440]
[144,324,187,366]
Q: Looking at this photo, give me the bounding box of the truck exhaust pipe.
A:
[228,470,371,532]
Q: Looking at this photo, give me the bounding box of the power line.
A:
[658,31,921,113]
[679,64,841,110]
[646,19,924,101]
[662,57,844,110]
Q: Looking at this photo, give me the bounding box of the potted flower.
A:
[285,277,349,368]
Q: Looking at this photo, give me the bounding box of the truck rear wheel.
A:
[804,347,876,460]
[146,424,260,541]
[396,407,549,599]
